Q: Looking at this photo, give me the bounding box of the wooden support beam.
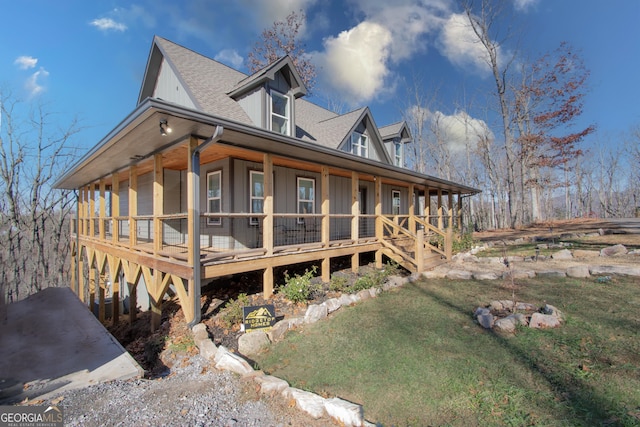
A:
[448,191,454,231]
[98,273,106,323]
[70,241,77,294]
[437,189,443,230]
[78,187,85,236]
[351,172,359,273]
[457,192,463,231]
[187,137,198,265]
[129,165,138,247]
[150,270,163,332]
[408,183,416,234]
[89,262,96,314]
[153,154,164,255]
[416,229,424,272]
[78,250,85,303]
[111,176,120,244]
[375,176,383,269]
[424,186,430,225]
[89,183,95,237]
[263,153,274,298]
[321,166,330,282]
[99,179,106,240]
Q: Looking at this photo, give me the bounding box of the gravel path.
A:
[42,354,336,427]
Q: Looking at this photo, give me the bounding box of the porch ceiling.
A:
[55,98,480,195]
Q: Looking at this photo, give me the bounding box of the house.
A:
[54,36,479,330]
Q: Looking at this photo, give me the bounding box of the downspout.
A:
[74,189,80,296]
[188,125,224,328]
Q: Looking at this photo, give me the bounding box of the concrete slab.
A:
[0,287,143,403]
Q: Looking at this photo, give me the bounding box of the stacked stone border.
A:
[191,273,416,427]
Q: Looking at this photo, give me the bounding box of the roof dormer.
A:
[228,56,307,136]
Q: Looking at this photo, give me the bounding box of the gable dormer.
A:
[228,56,307,137]
[336,109,393,164]
[380,122,412,167]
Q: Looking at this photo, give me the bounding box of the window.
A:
[250,171,264,225]
[351,132,368,157]
[206,171,222,225]
[392,190,401,215]
[394,141,403,166]
[270,90,290,136]
[297,177,315,224]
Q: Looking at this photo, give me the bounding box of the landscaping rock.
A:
[473,271,501,280]
[254,375,289,395]
[542,304,563,320]
[357,289,372,301]
[494,314,527,333]
[600,244,628,257]
[629,249,640,255]
[238,331,271,356]
[283,388,326,419]
[304,304,328,324]
[477,313,494,329]
[567,265,590,278]
[268,319,290,342]
[214,346,254,376]
[489,300,514,311]
[446,269,473,280]
[536,269,567,278]
[529,313,561,329]
[324,398,364,427]
[477,256,504,264]
[422,269,448,279]
[322,298,342,314]
[191,323,209,344]
[515,302,537,311]
[198,339,218,361]
[474,307,491,317]
[590,265,640,277]
[503,269,536,279]
[552,249,573,260]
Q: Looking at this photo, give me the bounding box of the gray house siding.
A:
[236,87,264,128]
[153,58,196,109]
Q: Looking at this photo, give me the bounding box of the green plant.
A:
[220,292,250,328]
[329,274,349,292]
[452,230,475,253]
[278,266,319,303]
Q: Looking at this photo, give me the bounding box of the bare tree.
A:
[0,90,79,306]
[247,10,317,93]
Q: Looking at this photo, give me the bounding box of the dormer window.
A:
[270,90,290,136]
[394,141,403,166]
[351,132,368,158]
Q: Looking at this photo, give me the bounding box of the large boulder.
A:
[600,244,628,257]
[472,271,501,280]
[567,265,590,278]
[283,388,326,419]
[304,304,328,324]
[552,249,573,260]
[254,375,289,395]
[590,265,640,277]
[214,346,254,376]
[494,314,527,333]
[238,331,271,356]
[529,313,561,329]
[324,397,364,427]
[446,269,473,280]
[477,313,494,329]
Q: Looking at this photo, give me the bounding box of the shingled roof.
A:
[143,36,400,154]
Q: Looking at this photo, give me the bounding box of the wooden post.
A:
[408,184,416,233]
[375,176,383,269]
[186,137,198,326]
[437,189,443,230]
[78,251,85,303]
[424,187,430,226]
[448,191,454,231]
[263,153,274,297]
[150,271,163,331]
[416,229,424,272]
[445,226,453,260]
[129,165,138,247]
[351,171,359,273]
[78,187,85,236]
[128,263,138,323]
[98,272,106,323]
[89,263,96,316]
[99,180,106,240]
[89,183,95,237]
[111,262,120,325]
[153,154,164,255]
[457,191,463,231]
[112,176,120,244]
[321,166,330,282]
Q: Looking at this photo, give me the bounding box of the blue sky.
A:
[1,0,639,153]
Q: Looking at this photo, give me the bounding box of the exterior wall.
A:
[236,87,264,128]
[153,58,196,109]
[382,184,408,215]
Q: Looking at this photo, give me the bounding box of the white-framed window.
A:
[394,141,403,166]
[351,132,368,157]
[392,190,401,215]
[270,90,290,136]
[297,177,315,224]
[206,170,222,225]
[250,171,264,226]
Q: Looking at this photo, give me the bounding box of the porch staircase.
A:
[378,216,451,274]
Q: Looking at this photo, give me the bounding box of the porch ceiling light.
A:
[159,119,172,136]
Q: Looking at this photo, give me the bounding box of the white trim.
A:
[206,170,222,226]
[351,132,368,158]
[297,177,315,224]
[392,189,401,215]
[270,89,290,136]
[249,170,264,226]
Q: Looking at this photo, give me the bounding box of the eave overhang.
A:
[54,98,480,196]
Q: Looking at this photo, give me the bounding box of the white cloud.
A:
[438,13,494,74]
[317,21,393,104]
[25,67,49,97]
[90,17,127,32]
[407,106,493,152]
[513,0,539,12]
[215,49,244,69]
[14,56,38,70]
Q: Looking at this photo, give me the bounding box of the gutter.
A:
[188,125,224,329]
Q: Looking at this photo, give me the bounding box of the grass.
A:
[254,275,640,426]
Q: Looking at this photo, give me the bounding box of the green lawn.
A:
[254,275,640,426]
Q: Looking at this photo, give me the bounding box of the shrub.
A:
[220,293,250,328]
[278,266,319,303]
[329,274,349,292]
[453,230,475,253]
